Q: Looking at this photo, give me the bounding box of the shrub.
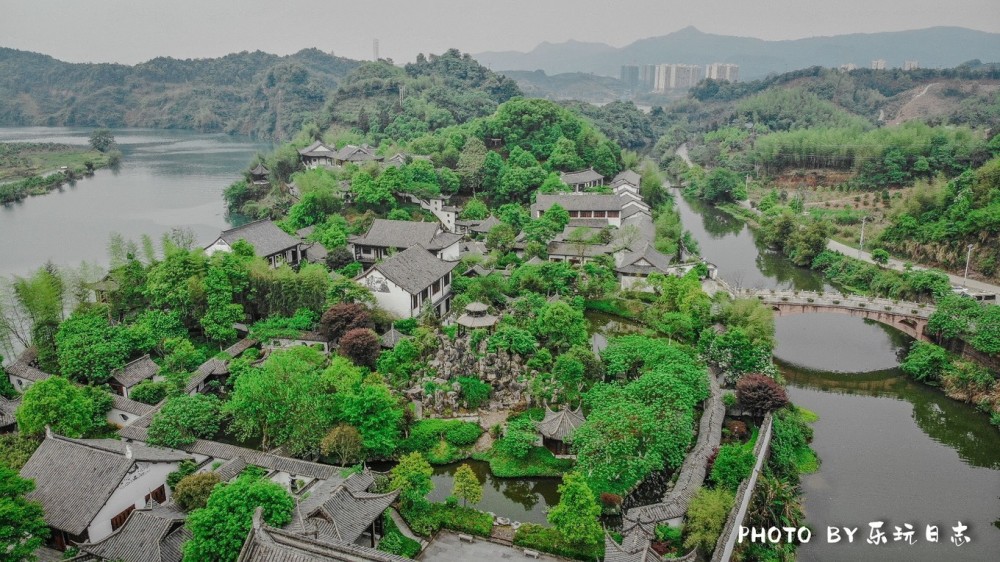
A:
[129,380,169,405]
[167,460,198,488]
[320,303,373,341]
[514,523,604,561]
[377,513,422,558]
[457,376,491,409]
[173,471,220,511]
[339,328,381,368]
[146,394,222,448]
[709,443,756,491]
[683,487,735,555]
[736,374,788,419]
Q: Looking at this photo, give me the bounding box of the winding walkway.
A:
[621,369,725,533]
[390,508,429,549]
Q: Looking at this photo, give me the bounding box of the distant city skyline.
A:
[1,0,998,65]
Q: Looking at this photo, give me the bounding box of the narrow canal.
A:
[674,190,1000,561]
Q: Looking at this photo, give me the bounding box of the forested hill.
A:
[0,47,361,139]
[476,26,1000,80]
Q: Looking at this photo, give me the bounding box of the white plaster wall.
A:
[439,242,460,262]
[107,408,136,427]
[360,270,414,318]
[8,374,34,392]
[86,461,179,542]
[204,239,232,257]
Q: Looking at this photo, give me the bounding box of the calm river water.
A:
[674,190,1000,561]
[0,127,271,279]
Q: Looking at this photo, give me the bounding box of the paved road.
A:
[826,239,1000,296]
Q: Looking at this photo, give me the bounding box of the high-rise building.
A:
[705,63,739,82]
[620,65,640,91]
[653,64,704,92]
[871,59,887,70]
[903,60,920,71]
[640,64,657,90]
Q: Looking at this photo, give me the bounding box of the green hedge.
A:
[401,501,493,538]
[399,419,483,465]
[377,513,421,558]
[474,446,574,478]
[513,523,604,561]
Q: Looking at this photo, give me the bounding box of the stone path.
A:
[622,369,725,529]
[390,507,429,549]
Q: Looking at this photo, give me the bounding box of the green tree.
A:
[55,306,129,384]
[327,360,403,459]
[225,347,335,455]
[390,452,434,507]
[352,170,394,212]
[970,304,1000,354]
[174,471,221,511]
[89,128,116,152]
[16,377,109,437]
[900,342,950,383]
[547,137,584,171]
[460,199,489,220]
[452,463,483,507]
[683,487,734,555]
[701,168,744,203]
[494,417,537,460]
[129,380,169,405]
[320,424,363,466]
[183,474,294,562]
[535,301,587,352]
[481,150,506,199]
[547,471,602,547]
[927,295,982,340]
[12,265,65,372]
[871,248,890,266]
[735,374,788,420]
[457,137,488,191]
[0,466,49,560]
[147,394,223,448]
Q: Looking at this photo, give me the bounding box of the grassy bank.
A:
[0,142,119,204]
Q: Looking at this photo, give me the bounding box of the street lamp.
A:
[858,216,868,259]
[964,244,974,287]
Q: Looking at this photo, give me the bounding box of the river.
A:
[0,127,272,280]
[674,190,1000,561]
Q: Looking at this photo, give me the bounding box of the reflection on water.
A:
[675,190,1000,561]
[0,127,272,279]
[585,310,647,353]
[426,460,561,525]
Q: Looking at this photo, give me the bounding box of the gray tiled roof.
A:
[335,144,382,163]
[298,141,335,157]
[223,338,259,358]
[370,245,459,295]
[111,394,157,417]
[5,347,52,382]
[250,163,269,176]
[214,456,248,482]
[537,405,585,441]
[379,327,411,349]
[612,170,641,188]
[532,193,622,213]
[547,241,615,258]
[0,395,19,428]
[351,219,460,251]
[216,220,300,259]
[616,243,674,275]
[183,358,228,394]
[310,487,399,544]
[604,533,664,562]
[560,168,604,185]
[112,355,160,389]
[79,503,188,562]
[118,427,336,481]
[468,215,501,234]
[20,435,189,536]
[239,510,408,562]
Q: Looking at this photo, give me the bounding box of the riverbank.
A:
[0,142,120,204]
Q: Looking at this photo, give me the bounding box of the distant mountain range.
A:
[475,26,1000,80]
[0,48,361,139]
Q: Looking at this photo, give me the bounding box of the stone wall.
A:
[710,412,774,562]
[405,335,536,415]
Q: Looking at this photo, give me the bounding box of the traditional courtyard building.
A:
[249,163,270,187]
[349,219,461,264]
[109,355,161,398]
[20,431,192,549]
[456,301,499,334]
[333,144,383,166]
[560,168,605,191]
[354,245,459,318]
[238,508,408,562]
[0,395,18,433]
[5,347,51,392]
[298,140,337,168]
[75,501,190,562]
[531,193,624,228]
[205,220,305,268]
[611,169,641,193]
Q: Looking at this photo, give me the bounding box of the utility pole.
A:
[964,244,974,287]
[858,216,867,259]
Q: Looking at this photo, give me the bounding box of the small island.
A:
[0,129,122,204]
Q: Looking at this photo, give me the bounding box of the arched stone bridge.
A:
[734,289,935,342]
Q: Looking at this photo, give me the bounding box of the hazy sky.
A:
[2,0,998,64]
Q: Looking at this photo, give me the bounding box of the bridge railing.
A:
[732,288,935,318]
